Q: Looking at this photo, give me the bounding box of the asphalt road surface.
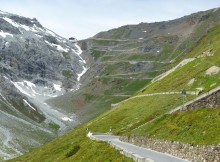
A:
[92,134,190,162]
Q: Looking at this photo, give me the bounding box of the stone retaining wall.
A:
[170,86,220,114]
[183,90,220,111]
[120,135,220,162]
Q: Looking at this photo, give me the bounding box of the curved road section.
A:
[88,133,190,162]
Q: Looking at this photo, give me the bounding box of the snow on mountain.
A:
[0,10,87,160]
[0,30,13,38]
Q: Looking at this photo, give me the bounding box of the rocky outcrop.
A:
[0,12,86,90]
[205,66,220,76]
[0,10,86,160]
[120,135,220,162]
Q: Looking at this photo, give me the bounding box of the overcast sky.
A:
[1,0,220,40]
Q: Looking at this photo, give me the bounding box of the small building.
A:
[69,37,77,42]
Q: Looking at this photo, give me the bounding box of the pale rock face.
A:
[205,66,220,76]
[187,78,196,86]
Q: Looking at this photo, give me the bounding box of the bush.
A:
[62,52,70,59]
[65,145,80,158]
[62,70,73,78]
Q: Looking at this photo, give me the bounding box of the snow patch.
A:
[138,38,143,40]
[44,40,68,52]
[46,29,56,37]
[3,17,39,33]
[35,34,43,38]
[3,76,9,80]
[72,44,88,71]
[157,50,160,53]
[11,80,64,99]
[0,11,7,15]
[72,44,82,55]
[3,17,19,28]
[53,84,62,91]
[56,44,68,52]
[77,66,88,81]
[11,81,34,97]
[24,80,36,88]
[70,84,80,92]
[62,117,73,122]
[142,31,147,32]
[23,99,36,111]
[0,30,13,38]
[72,43,87,66]
[3,17,29,31]
[44,40,52,46]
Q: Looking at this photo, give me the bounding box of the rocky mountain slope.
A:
[3,7,220,161]
[8,7,220,162]
[50,7,220,122]
[0,11,87,160]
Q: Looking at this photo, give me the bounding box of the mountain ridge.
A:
[0,10,88,160]
[3,7,220,161]
[47,7,220,123]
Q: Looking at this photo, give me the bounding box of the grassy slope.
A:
[8,17,220,162]
[8,124,132,162]
[50,9,220,123]
[49,37,171,122]
[139,25,220,94]
[131,24,220,144]
[132,108,220,145]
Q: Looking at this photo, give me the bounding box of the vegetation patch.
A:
[132,108,220,145]
[62,70,73,78]
[83,93,95,102]
[111,27,131,39]
[65,145,80,158]
[62,52,70,59]
[48,122,60,130]
[91,50,103,61]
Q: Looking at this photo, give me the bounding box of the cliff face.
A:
[0,12,87,89]
[0,11,87,160]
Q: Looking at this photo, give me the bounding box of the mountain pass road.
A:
[91,134,190,162]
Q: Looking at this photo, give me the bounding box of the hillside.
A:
[0,10,87,159]
[49,7,220,123]
[8,8,220,162]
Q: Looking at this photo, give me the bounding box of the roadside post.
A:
[109,126,112,134]
[86,127,89,134]
[181,89,186,110]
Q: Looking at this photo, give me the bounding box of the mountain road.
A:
[89,134,190,162]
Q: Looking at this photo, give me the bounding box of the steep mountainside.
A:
[50,7,220,122]
[8,8,220,162]
[0,11,87,160]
